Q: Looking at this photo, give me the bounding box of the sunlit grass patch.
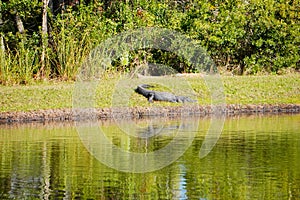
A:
[0,74,299,112]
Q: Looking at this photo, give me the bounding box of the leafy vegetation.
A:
[0,0,299,85]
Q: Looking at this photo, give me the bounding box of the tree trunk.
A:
[40,0,50,78]
[0,13,4,52]
[0,5,4,52]
[0,34,4,52]
[15,13,25,34]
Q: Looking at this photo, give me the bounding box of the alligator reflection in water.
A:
[77,117,199,172]
[134,120,196,156]
[137,120,192,139]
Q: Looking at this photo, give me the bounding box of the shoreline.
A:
[0,104,299,124]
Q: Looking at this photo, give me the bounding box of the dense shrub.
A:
[0,0,299,84]
[183,0,299,74]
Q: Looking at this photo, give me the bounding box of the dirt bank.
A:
[0,104,299,124]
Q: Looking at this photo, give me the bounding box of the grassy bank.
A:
[1,74,299,113]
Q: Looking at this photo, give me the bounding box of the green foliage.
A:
[0,0,299,84]
[183,0,299,74]
[0,0,41,34]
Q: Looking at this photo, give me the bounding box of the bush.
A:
[0,0,299,84]
[183,0,299,74]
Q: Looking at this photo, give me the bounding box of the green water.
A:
[0,114,299,199]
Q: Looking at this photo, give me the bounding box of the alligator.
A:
[135,84,196,103]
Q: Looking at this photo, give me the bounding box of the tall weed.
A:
[0,40,39,85]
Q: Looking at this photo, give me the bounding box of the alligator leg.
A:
[148,93,154,103]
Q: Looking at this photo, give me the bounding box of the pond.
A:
[0,114,299,199]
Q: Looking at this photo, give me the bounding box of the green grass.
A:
[221,75,300,104]
[0,74,299,112]
[0,82,73,112]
